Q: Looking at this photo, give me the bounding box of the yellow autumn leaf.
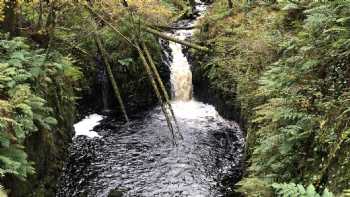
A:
[320,119,326,129]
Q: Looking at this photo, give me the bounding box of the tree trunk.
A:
[83,3,209,52]
[228,0,233,9]
[189,0,195,15]
[3,0,19,36]
[135,43,178,143]
[142,42,183,140]
[94,33,130,123]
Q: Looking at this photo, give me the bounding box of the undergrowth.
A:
[191,0,350,195]
[0,34,81,185]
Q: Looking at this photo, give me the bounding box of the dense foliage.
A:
[0,34,81,180]
[272,183,334,197]
[249,1,350,191]
[1,0,350,196]
[0,0,185,195]
[191,0,350,195]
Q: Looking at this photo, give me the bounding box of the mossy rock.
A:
[108,189,123,197]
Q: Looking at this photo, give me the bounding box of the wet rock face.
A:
[185,45,245,127]
[107,189,123,197]
[57,102,245,197]
[77,46,171,119]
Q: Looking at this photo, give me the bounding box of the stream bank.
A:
[1,8,171,197]
[185,0,350,195]
[0,1,245,196]
[188,51,244,126]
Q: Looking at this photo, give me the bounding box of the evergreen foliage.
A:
[247,1,350,192]
[191,0,350,195]
[0,1,184,194]
[0,34,81,180]
[272,183,334,197]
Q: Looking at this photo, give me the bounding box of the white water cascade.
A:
[169,33,193,101]
[169,9,205,101]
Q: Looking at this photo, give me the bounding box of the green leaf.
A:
[321,188,334,197]
[305,184,317,196]
[118,58,133,66]
[30,67,41,78]
[44,117,58,125]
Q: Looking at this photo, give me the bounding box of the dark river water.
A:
[56,1,245,196]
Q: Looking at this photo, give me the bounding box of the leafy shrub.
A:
[0,34,81,180]
[248,1,350,190]
[193,0,350,195]
[272,183,333,197]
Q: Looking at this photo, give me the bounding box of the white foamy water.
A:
[171,100,222,120]
[169,5,207,102]
[169,34,193,101]
[74,114,104,138]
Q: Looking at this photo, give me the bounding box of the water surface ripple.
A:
[57,101,244,197]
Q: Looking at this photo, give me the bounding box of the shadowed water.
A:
[57,101,244,197]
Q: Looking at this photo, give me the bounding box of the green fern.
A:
[196,0,350,195]
[0,34,81,180]
[272,183,334,197]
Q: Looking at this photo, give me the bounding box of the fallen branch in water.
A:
[135,42,178,144]
[84,2,184,141]
[142,41,183,140]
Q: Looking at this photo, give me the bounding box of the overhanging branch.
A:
[142,26,210,52]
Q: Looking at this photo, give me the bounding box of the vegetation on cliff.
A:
[0,0,186,196]
[0,33,81,176]
[191,0,350,195]
[1,0,350,196]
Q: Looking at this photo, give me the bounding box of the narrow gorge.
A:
[1,0,349,196]
[56,2,244,196]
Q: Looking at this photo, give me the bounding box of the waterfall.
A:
[169,38,193,101]
[169,6,206,101]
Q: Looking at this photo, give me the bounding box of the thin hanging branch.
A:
[121,0,182,142]
[87,15,130,122]
[83,3,135,47]
[85,1,130,122]
[142,42,183,140]
[148,24,199,31]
